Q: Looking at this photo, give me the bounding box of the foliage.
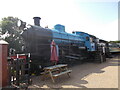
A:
[0,28,2,35]
[109,40,120,43]
[0,16,24,53]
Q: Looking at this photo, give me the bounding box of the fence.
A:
[8,53,31,88]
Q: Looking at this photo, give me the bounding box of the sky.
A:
[0,0,118,41]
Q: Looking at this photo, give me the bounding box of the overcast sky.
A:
[0,0,118,41]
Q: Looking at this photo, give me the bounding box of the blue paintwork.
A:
[52,24,96,51]
[54,24,65,32]
[74,31,96,51]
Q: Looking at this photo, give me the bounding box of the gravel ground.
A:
[28,54,119,89]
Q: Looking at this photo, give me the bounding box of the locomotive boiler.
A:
[21,17,109,74]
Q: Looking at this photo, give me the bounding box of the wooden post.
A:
[0,40,9,87]
[16,54,20,86]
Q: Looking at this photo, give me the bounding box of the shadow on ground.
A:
[28,54,120,88]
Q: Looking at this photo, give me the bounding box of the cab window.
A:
[86,37,89,41]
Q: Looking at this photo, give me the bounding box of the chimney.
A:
[33,17,41,26]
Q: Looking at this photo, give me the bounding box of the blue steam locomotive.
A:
[21,17,109,74]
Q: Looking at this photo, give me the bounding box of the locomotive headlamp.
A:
[17,19,26,30]
[17,20,21,27]
[17,20,22,27]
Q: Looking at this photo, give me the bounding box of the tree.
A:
[0,28,2,35]
[0,16,24,54]
[109,40,120,43]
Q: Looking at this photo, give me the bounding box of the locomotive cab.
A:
[73,31,97,51]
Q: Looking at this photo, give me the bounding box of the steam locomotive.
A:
[21,17,110,74]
